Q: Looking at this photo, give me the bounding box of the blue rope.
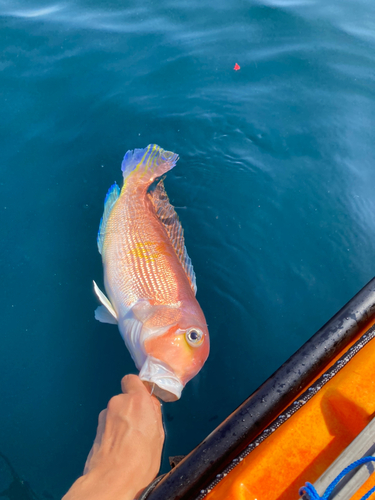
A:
[299,456,375,500]
[362,485,375,500]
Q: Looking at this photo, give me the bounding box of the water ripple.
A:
[5,3,65,18]
[2,2,173,34]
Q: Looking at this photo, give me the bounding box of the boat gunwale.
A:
[146,277,375,500]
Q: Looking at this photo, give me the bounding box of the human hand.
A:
[63,375,165,500]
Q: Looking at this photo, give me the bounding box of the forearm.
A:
[62,469,143,500]
[63,376,164,500]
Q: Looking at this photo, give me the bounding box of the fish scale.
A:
[103,182,188,310]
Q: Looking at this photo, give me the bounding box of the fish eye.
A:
[186,328,203,347]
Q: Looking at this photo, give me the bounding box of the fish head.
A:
[138,307,210,402]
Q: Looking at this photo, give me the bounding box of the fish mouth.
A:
[139,356,183,402]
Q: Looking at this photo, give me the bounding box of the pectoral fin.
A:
[132,300,180,330]
[93,281,118,324]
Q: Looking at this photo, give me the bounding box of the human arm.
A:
[63,374,165,500]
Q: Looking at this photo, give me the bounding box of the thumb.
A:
[121,374,149,395]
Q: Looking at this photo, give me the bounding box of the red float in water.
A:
[234,63,240,71]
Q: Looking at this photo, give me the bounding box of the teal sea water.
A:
[1,0,375,497]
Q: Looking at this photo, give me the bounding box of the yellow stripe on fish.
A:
[128,241,166,263]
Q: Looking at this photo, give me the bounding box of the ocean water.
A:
[1,0,375,497]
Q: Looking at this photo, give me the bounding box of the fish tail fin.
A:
[121,144,179,184]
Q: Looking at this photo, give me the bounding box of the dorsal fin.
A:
[148,179,197,295]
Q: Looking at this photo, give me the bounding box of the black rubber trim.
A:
[138,474,166,500]
[146,277,375,500]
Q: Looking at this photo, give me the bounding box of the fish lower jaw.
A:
[139,356,183,402]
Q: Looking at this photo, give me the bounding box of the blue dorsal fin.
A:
[97,182,120,254]
[148,179,197,295]
[121,144,179,184]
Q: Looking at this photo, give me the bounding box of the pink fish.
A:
[94,145,210,401]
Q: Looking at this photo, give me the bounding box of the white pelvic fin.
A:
[95,305,118,325]
[93,280,118,324]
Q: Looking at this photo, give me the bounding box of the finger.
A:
[83,445,94,475]
[152,399,165,438]
[83,440,100,475]
[121,374,148,395]
[83,409,107,475]
[95,409,107,442]
[151,393,162,413]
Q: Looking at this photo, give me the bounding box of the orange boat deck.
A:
[206,333,375,500]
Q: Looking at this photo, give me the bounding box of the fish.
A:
[93,144,210,402]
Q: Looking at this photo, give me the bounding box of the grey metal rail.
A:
[301,416,375,500]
